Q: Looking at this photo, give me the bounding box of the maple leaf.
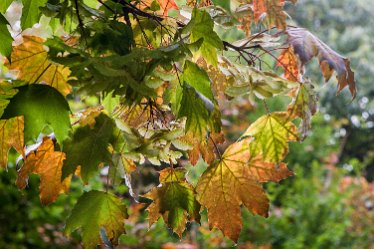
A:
[0,116,24,169]
[181,131,224,166]
[243,112,299,163]
[183,8,224,67]
[65,190,128,249]
[0,13,13,59]
[0,0,13,13]
[146,168,200,237]
[2,85,71,144]
[286,27,356,98]
[253,0,288,30]
[62,113,116,182]
[287,82,318,140]
[16,137,66,205]
[5,36,72,96]
[196,137,293,241]
[20,0,48,29]
[277,47,300,82]
[0,81,18,117]
[157,0,179,16]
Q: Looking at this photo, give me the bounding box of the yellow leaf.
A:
[243,112,299,163]
[16,137,66,205]
[0,116,24,168]
[5,36,72,96]
[196,137,293,241]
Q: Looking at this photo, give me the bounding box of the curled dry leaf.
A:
[285,27,356,98]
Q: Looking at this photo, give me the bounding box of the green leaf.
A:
[243,112,299,163]
[178,85,215,137]
[65,190,128,249]
[146,168,200,237]
[212,0,230,12]
[62,113,116,182]
[183,60,214,102]
[0,13,13,59]
[1,84,71,144]
[0,0,13,12]
[183,8,223,67]
[21,0,48,29]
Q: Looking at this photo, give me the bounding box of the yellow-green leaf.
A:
[65,190,128,249]
[243,112,299,163]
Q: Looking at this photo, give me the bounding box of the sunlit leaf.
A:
[183,8,223,67]
[146,168,200,237]
[2,85,71,144]
[277,47,300,82]
[5,36,72,96]
[243,112,299,163]
[65,190,128,249]
[21,0,48,29]
[196,137,293,241]
[0,116,24,168]
[16,137,66,205]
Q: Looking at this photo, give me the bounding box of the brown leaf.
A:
[5,36,72,96]
[196,137,293,241]
[286,27,356,98]
[16,137,66,205]
[0,116,24,168]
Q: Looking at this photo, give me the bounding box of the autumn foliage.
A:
[0,0,357,247]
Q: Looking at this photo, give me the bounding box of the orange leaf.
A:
[5,36,72,96]
[0,116,24,168]
[16,137,66,205]
[253,0,287,29]
[196,137,293,241]
[277,47,300,82]
[181,131,224,165]
[157,0,179,16]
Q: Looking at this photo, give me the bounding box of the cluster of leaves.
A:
[0,0,357,247]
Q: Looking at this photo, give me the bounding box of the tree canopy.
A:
[0,0,358,247]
